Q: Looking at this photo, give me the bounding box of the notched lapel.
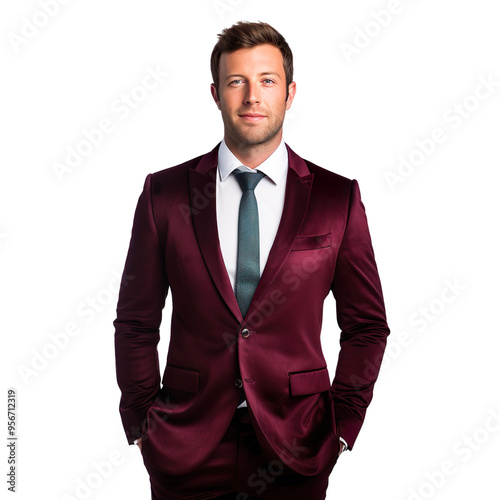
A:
[188,143,314,324]
[247,158,313,319]
[189,144,244,323]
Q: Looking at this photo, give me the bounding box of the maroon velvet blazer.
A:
[114,142,390,476]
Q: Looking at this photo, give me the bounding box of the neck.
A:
[224,132,283,169]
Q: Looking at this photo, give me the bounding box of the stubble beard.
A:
[222,111,285,148]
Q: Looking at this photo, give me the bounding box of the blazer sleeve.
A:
[330,179,390,450]
[113,173,169,445]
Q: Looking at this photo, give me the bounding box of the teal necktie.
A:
[233,168,266,318]
[233,168,266,408]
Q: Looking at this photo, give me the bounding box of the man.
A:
[114,21,390,500]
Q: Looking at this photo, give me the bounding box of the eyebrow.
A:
[224,72,282,81]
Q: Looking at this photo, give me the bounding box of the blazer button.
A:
[241,328,250,338]
[235,378,243,388]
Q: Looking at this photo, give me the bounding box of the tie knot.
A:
[233,169,266,192]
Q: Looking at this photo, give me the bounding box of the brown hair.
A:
[210,21,294,101]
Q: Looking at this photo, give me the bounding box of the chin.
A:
[237,128,282,145]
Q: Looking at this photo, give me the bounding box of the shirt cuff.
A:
[339,436,349,451]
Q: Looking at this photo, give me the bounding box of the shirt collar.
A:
[217,138,288,185]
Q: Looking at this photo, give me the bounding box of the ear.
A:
[285,81,296,110]
[210,83,221,109]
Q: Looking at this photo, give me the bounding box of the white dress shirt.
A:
[216,137,288,293]
[215,138,349,453]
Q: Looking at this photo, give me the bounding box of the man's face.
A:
[211,44,295,148]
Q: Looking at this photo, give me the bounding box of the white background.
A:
[1,0,499,499]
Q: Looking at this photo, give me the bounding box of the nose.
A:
[243,80,260,105]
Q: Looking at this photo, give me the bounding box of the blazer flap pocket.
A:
[162,365,199,393]
[289,367,330,397]
[291,233,331,251]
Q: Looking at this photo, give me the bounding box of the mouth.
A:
[239,113,266,122]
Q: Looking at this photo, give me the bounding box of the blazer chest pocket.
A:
[291,233,331,251]
[289,367,331,397]
[162,364,199,393]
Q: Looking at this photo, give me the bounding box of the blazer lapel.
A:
[189,142,314,323]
